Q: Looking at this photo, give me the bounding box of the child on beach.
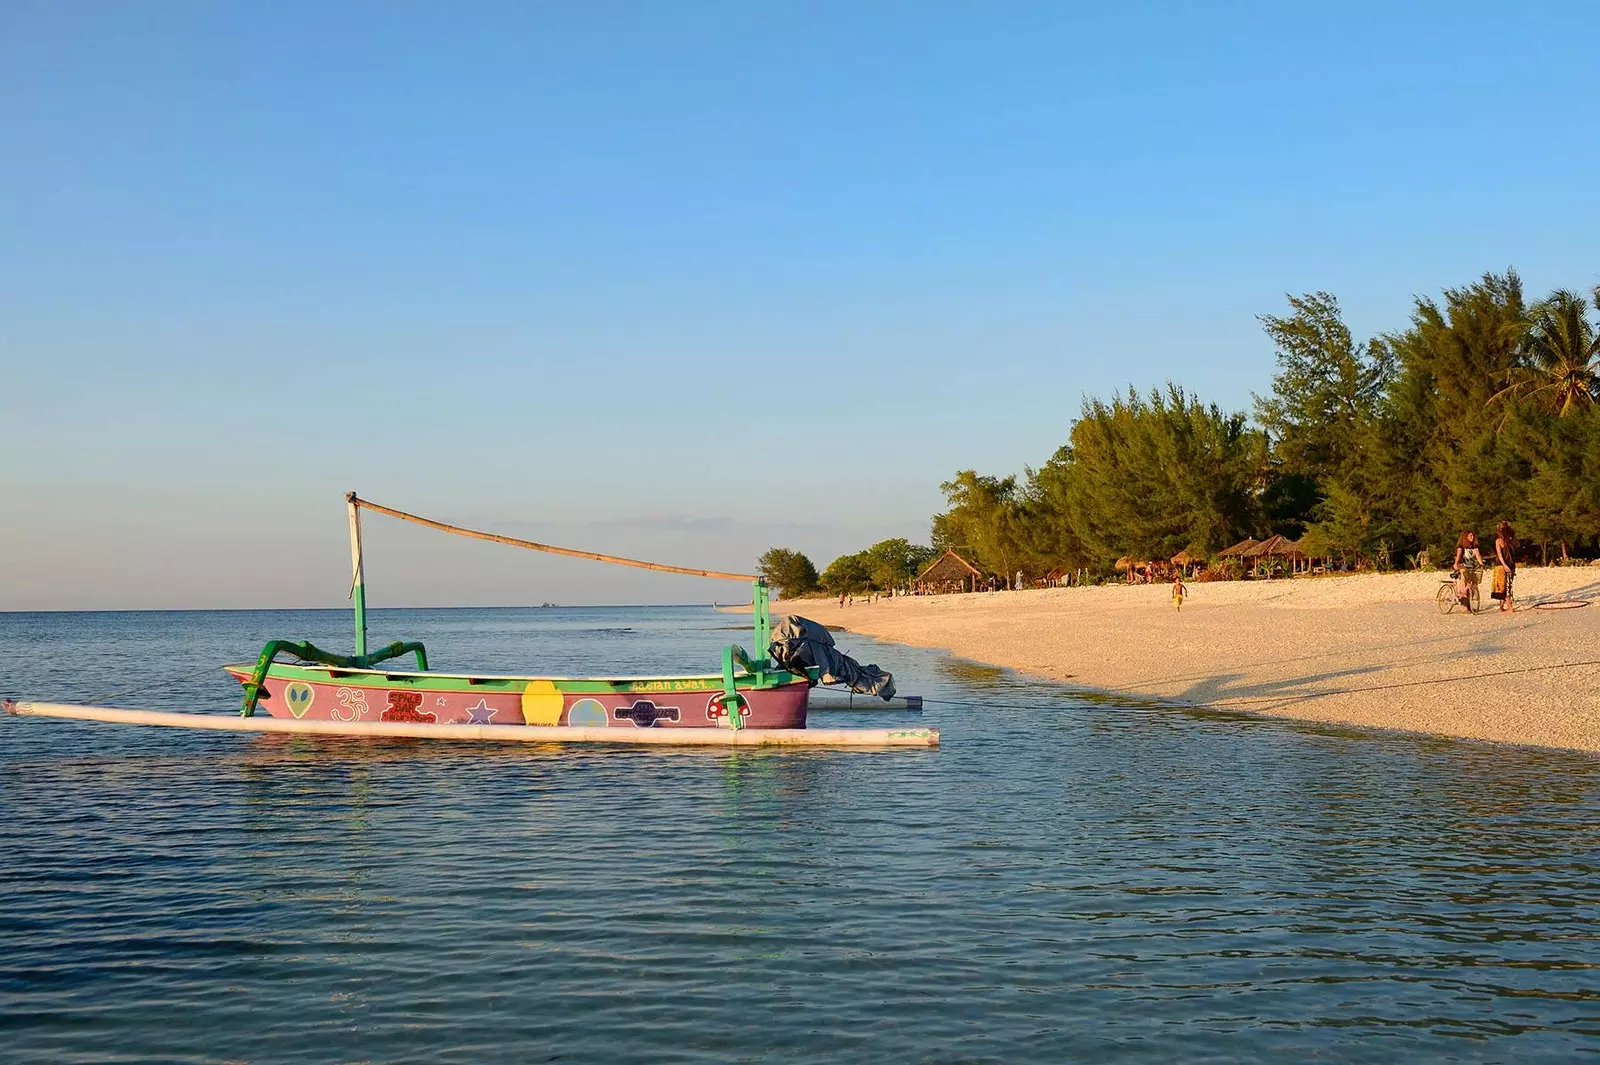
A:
[1172,573,1186,611]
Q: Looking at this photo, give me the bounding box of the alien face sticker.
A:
[282,682,315,719]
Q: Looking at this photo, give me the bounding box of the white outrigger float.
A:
[5,494,937,749]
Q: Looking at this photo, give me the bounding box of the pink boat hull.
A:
[224,667,811,730]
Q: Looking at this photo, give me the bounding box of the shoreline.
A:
[762,568,1600,754]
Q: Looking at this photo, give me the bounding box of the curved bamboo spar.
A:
[4,702,939,747]
[347,494,758,582]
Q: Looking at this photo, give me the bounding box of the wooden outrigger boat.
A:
[5,494,936,748]
[226,493,819,730]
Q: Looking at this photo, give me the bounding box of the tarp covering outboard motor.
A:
[768,615,896,700]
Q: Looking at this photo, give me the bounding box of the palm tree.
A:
[1488,288,1600,418]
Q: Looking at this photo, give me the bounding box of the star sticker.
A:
[464,698,498,725]
[436,696,448,707]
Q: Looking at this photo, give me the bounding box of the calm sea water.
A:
[1,606,1596,1064]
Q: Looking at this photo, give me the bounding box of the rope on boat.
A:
[350,495,758,582]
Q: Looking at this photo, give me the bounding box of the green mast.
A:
[346,491,368,658]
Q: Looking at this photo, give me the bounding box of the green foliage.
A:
[819,551,872,595]
[1050,385,1263,565]
[826,270,1600,577]
[1490,288,1600,417]
[933,471,1024,576]
[1255,291,1393,483]
[1382,270,1529,556]
[820,539,937,594]
[756,547,820,599]
[865,538,937,591]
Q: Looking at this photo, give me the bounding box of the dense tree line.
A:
[760,270,1600,593]
[758,540,938,597]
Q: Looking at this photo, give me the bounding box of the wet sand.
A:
[774,568,1600,753]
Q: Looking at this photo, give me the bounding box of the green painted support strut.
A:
[751,578,771,683]
[239,639,428,716]
[352,582,369,659]
[711,579,772,732]
[720,644,745,730]
[353,582,368,655]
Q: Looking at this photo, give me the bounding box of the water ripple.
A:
[1,607,1597,1063]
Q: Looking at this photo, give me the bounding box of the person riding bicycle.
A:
[1454,530,1484,606]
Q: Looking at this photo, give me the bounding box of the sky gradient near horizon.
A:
[4,2,1599,609]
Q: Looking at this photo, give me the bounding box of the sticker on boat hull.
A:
[567,698,607,727]
[380,690,436,723]
[283,682,315,719]
[705,692,749,727]
[521,680,564,726]
[614,700,680,727]
[461,698,498,725]
[333,687,370,721]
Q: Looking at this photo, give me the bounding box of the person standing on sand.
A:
[1494,520,1518,612]
[1454,530,1484,606]
[1172,572,1186,611]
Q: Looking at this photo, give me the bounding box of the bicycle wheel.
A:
[1436,583,1456,614]
[1468,581,1481,614]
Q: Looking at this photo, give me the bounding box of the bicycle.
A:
[1436,569,1481,614]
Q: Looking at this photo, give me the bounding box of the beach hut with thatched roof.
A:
[1245,534,1310,576]
[1282,536,1316,574]
[1170,549,1204,575]
[1217,537,1260,559]
[916,549,983,594]
[1116,556,1161,583]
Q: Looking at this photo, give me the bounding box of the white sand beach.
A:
[774,568,1600,753]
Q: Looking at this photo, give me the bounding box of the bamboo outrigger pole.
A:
[3,701,940,747]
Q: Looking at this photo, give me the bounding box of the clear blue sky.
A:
[4,2,1597,608]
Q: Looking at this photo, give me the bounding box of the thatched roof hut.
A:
[1170,549,1202,568]
[1240,534,1315,576]
[1217,537,1260,559]
[1246,534,1306,560]
[916,549,983,592]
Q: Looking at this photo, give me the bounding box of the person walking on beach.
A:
[1172,572,1187,611]
[1454,530,1484,607]
[1493,520,1518,612]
